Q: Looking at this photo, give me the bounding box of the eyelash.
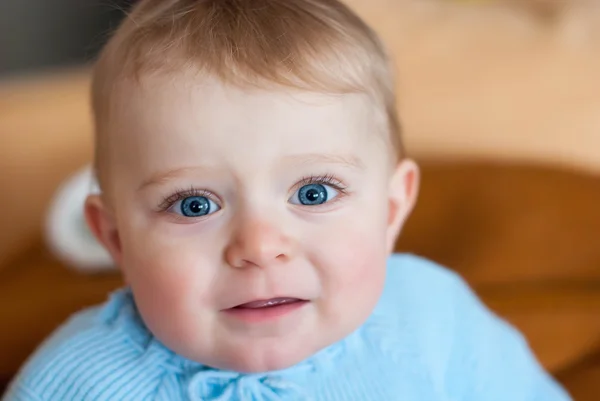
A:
[157,174,348,211]
[157,187,217,212]
[294,174,348,195]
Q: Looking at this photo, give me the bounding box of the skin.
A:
[85,73,419,373]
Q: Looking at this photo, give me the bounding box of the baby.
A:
[4,0,572,400]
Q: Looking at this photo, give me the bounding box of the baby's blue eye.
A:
[174,196,220,217]
[290,183,339,206]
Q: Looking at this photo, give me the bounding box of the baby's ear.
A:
[84,194,123,268]
[386,159,420,253]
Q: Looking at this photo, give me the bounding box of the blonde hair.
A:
[92,0,403,188]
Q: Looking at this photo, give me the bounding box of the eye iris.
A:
[299,184,327,205]
[181,196,210,217]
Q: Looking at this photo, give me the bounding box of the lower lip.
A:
[223,301,308,323]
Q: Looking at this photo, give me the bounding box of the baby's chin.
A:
[208,313,365,373]
[208,336,327,373]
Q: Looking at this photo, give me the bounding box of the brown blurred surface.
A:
[348,0,600,173]
[0,70,93,268]
[1,162,600,399]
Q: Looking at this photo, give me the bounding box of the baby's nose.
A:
[224,217,294,269]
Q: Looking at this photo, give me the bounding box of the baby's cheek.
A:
[340,237,386,291]
[120,231,214,329]
[317,223,388,305]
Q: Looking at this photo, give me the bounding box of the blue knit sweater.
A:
[3,254,571,401]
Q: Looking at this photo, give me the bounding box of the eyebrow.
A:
[138,153,364,191]
[283,153,365,170]
[138,166,217,191]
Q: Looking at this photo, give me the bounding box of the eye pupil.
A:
[189,201,203,213]
[181,196,210,217]
[299,184,327,205]
[306,189,320,201]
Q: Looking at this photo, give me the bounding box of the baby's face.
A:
[90,73,417,372]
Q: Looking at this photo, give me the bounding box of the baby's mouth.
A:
[224,297,309,322]
[232,297,306,309]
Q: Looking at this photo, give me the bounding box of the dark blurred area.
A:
[0,0,132,77]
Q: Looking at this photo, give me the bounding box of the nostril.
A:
[240,259,260,268]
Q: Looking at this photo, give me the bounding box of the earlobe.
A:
[84,195,123,267]
[386,159,420,253]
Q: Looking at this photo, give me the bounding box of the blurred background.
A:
[1,0,599,399]
[0,0,132,77]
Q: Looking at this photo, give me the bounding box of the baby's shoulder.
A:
[4,289,170,401]
[379,253,498,344]
[381,253,469,313]
[373,255,571,401]
[369,255,488,379]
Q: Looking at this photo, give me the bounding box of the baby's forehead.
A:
[119,72,372,109]
[110,73,381,137]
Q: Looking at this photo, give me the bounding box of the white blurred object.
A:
[45,165,115,273]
